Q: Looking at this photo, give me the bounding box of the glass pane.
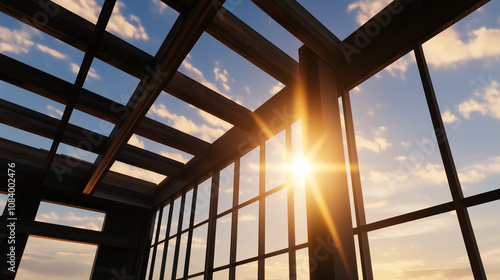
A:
[110,161,166,184]
[214,213,232,268]
[266,130,287,191]
[177,233,189,279]
[35,201,105,231]
[163,238,176,280]
[213,269,230,280]
[189,223,208,275]
[145,248,154,280]
[0,193,7,215]
[170,197,181,237]
[296,248,310,280]
[421,0,500,197]
[158,204,170,242]
[194,178,211,225]
[182,189,194,230]
[239,147,260,204]
[235,261,258,280]
[369,212,473,279]
[152,243,164,280]
[265,253,289,280]
[218,163,235,214]
[266,188,288,253]
[350,52,452,223]
[151,210,159,244]
[16,236,97,280]
[237,202,259,261]
[469,201,500,279]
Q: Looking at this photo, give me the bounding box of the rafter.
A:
[83,0,226,195]
[0,54,211,159]
[206,8,299,85]
[0,0,256,132]
[251,0,346,70]
[0,99,184,178]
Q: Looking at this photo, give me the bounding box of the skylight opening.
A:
[181,32,285,112]
[55,142,99,164]
[147,92,233,144]
[0,123,53,150]
[0,81,66,120]
[35,200,106,231]
[82,58,140,105]
[127,133,193,164]
[52,0,105,25]
[109,160,166,184]
[68,109,115,137]
[104,0,179,55]
[0,12,85,83]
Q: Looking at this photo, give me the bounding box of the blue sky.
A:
[1,0,500,279]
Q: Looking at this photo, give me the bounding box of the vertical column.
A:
[299,46,358,280]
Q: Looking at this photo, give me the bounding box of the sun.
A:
[290,158,312,179]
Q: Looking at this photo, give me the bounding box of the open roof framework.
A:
[0,0,498,279]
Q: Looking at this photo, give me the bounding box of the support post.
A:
[299,45,358,280]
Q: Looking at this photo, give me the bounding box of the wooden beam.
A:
[0,137,155,207]
[206,8,299,85]
[0,54,211,159]
[0,99,184,178]
[339,0,489,91]
[0,0,257,132]
[39,0,116,183]
[83,0,225,195]
[251,0,345,70]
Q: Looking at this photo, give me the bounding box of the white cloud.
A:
[198,110,233,130]
[39,211,59,221]
[70,62,101,80]
[0,25,37,54]
[238,214,257,222]
[458,156,500,184]
[458,80,500,119]
[385,54,415,79]
[356,126,392,152]
[127,134,145,149]
[269,82,285,95]
[441,109,458,123]
[53,0,148,40]
[424,26,500,68]
[214,62,231,91]
[151,0,168,14]
[160,151,189,164]
[347,0,392,25]
[110,161,166,184]
[182,57,220,92]
[149,103,226,142]
[46,105,63,118]
[393,156,407,161]
[412,163,448,185]
[245,86,251,94]
[36,44,67,59]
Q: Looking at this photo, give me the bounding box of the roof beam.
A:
[0,137,154,207]
[0,0,256,132]
[0,99,184,178]
[339,0,489,90]
[0,54,211,159]
[251,0,346,70]
[206,8,299,85]
[83,0,225,195]
[39,0,116,183]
